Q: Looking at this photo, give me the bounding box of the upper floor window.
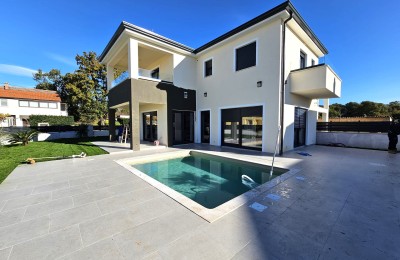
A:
[151,68,159,79]
[19,101,29,107]
[0,99,7,106]
[61,103,67,111]
[235,41,257,71]
[48,103,57,109]
[300,51,307,69]
[204,59,213,77]
[19,100,58,108]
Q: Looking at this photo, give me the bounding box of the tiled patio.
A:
[0,145,399,259]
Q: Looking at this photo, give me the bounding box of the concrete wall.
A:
[316,132,399,150]
[34,129,109,142]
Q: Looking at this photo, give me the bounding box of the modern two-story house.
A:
[100,1,341,154]
[0,83,68,127]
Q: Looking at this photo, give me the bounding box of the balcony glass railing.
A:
[111,68,173,89]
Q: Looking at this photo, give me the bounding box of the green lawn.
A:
[0,137,108,184]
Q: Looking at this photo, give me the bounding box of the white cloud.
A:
[46,53,76,67]
[0,64,38,77]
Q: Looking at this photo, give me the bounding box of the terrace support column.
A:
[106,64,114,90]
[129,88,140,151]
[322,99,330,122]
[109,108,116,141]
[128,39,139,79]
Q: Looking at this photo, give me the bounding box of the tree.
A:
[345,102,362,117]
[388,101,400,115]
[329,103,346,118]
[33,69,63,91]
[34,51,108,123]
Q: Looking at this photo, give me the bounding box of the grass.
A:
[0,137,108,184]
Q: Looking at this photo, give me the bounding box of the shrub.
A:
[29,115,74,126]
[9,129,39,146]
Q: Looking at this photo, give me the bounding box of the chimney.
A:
[3,82,9,89]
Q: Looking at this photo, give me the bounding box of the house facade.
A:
[0,83,68,127]
[100,1,341,153]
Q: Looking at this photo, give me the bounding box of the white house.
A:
[0,83,68,127]
[100,1,341,154]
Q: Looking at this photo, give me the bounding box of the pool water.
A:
[132,152,287,209]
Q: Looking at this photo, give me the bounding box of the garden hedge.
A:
[29,115,75,126]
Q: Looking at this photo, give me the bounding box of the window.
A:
[150,68,159,79]
[19,101,29,107]
[300,51,307,69]
[311,59,315,66]
[40,102,48,108]
[30,101,39,108]
[0,99,7,106]
[235,41,257,71]
[61,103,67,111]
[204,59,212,77]
[48,103,57,109]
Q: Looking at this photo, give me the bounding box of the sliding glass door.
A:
[173,110,194,145]
[143,111,157,141]
[221,106,262,150]
[294,107,307,148]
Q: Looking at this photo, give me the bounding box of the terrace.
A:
[0,145,398,259]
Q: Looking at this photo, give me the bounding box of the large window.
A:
[204,59,213,77]
[151,68,159,79]
[235,41,257,71]
[222,106,262,150]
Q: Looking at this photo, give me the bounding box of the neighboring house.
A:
[0,83,68,127]
[99,1,341,153]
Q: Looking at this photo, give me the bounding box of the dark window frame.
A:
[300,51,307,69]
[235,41,257,71]
[204,59,213,77]
[150,67,160,79]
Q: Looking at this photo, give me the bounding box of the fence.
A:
[317,121,390,133]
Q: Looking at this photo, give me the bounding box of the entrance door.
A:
[143,111,157,141]
[201,111,210,143]
[221,106,262,150]
[294,107,307,147]
[173,111,194,145]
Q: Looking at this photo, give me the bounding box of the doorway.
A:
[294,107,307,148]
[201,111,210,143]
[173,111,194,145]
[143,111,157,141]
[221,106,262,150]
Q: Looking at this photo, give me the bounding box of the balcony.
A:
[289,64,341,99]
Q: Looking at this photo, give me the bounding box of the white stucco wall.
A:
[195,19,282,153]
[0,98,67,127]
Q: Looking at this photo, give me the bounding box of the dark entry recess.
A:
[294,107,307,147]
[143,111,157,141]
[201,111,210,143]
[173,111,194,145]
[221,106,262,150]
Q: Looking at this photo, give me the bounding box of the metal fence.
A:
[317,121,391,133]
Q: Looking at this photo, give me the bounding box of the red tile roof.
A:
[0,85,61,102]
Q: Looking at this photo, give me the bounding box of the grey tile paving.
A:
[51,184,89,200]
[2,192,51,212]
[0,247,11,260]
[0,145,399,259]
[60,237,124,260]
[49,203,102,232]
[9,225,82,260]
[0,216,49,249]
[32,181,70,194]
[23,197,74,221]
[0,208,25,228]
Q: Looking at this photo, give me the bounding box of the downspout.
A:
[279,10,293,156]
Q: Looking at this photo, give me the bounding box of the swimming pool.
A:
[133,151,286,209]
[117,150,296,222]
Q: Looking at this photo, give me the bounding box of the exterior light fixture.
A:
[257,81,262,88]
[184,91,188,99]
[204,92,207,97]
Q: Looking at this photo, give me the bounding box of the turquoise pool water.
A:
[132,152,287,209]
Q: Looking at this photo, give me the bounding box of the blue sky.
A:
[1,0,399,104]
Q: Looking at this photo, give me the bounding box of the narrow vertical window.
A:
[151,68,159,79]
[300,51,307,69]
[204,59,213,77]
[311,59,315,66]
